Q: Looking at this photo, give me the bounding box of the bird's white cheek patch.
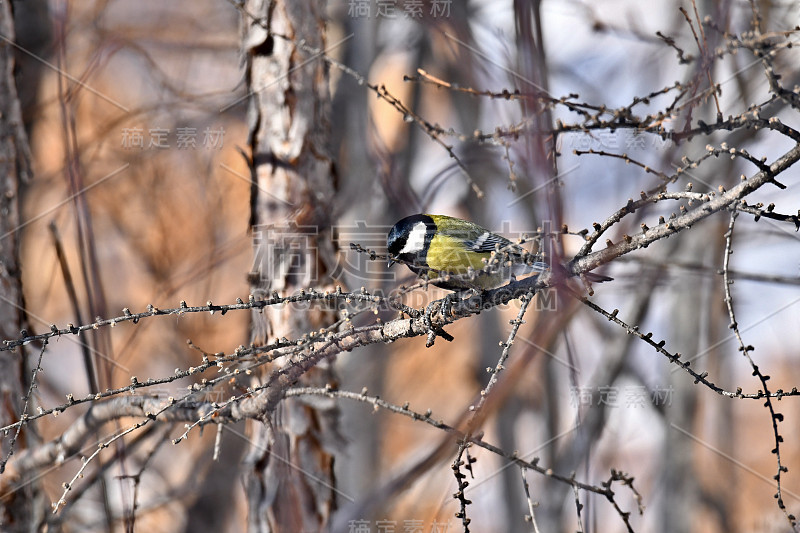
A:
[399,221,427,254]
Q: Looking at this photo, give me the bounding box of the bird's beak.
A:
[388,259,396,267]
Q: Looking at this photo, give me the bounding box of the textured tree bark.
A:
[242,1,340,531]
[0,2,39,530]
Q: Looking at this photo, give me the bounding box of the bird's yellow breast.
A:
[426,233,490,275]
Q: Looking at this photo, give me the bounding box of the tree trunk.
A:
[0,1,40,530]
[242,0,340,531]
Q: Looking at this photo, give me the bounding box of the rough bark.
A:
[242,0,340,531]
[0,1,39,530]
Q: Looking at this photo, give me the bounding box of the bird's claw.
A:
[423,299,454,347]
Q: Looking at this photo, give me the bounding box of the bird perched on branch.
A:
[387,214,612,292]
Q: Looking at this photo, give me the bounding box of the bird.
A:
[386,214,611,292]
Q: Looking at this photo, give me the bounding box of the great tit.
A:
[387,214,612,292]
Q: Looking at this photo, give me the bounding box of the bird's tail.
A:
[583,271,613,283]
[519,261,614,283]
[509,259,613,284]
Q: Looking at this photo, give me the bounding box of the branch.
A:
[570,141,800,273]
[721,210,797,531]
[286,386,640,532]
[8,396,212,474]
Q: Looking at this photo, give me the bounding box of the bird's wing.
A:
[464,230,514,253]
[429,216,514,253]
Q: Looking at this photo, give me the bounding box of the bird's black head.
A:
[387,214,436,267]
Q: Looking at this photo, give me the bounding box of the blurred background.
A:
[7,0,800,531]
